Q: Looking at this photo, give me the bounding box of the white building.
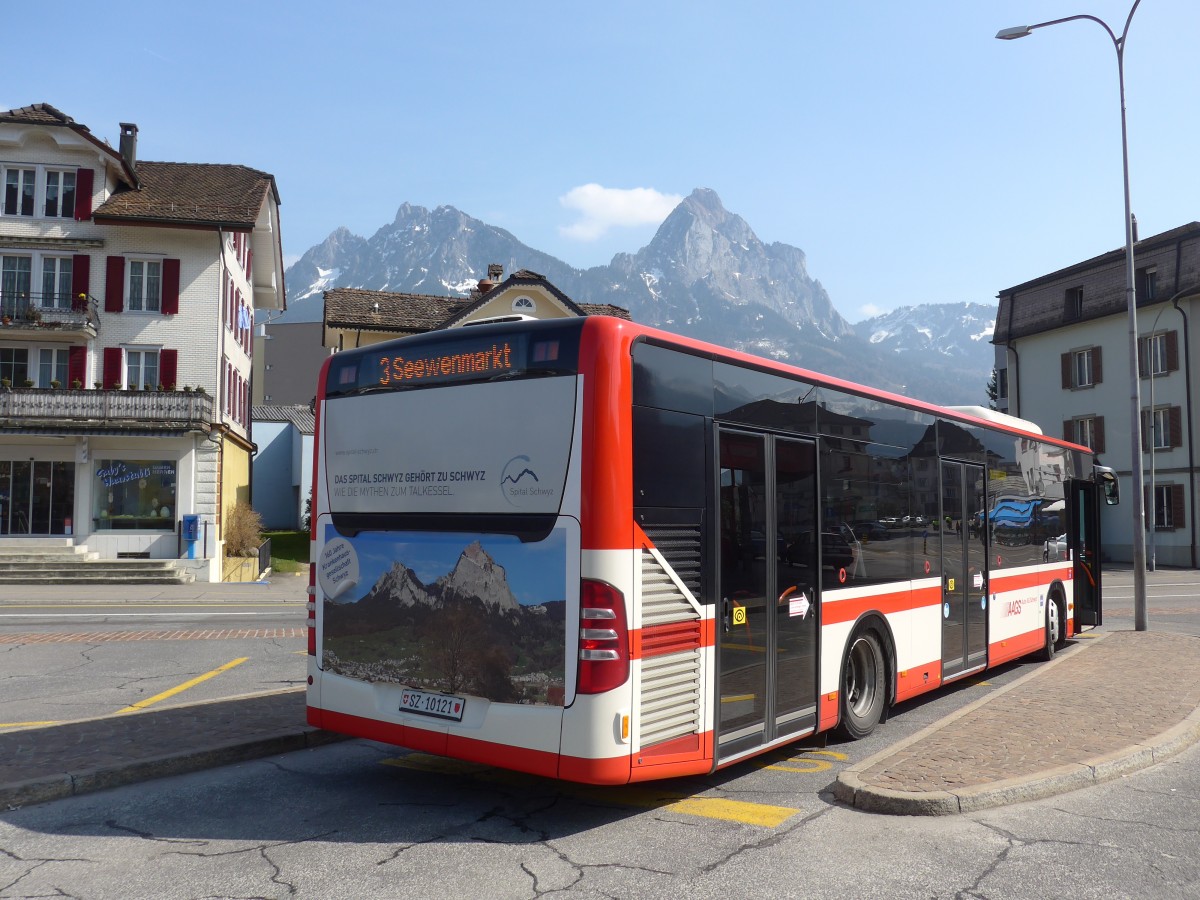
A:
[0,103,284,578]
[993,222,1200,567]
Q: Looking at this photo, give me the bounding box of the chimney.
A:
[488,263,503,282]
[118,122,138,174]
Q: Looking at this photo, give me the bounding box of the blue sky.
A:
[6,1,1198,322]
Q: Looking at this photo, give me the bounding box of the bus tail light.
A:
[307,563,317,656]
[577,579,629,694]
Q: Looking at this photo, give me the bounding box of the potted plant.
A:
[72,379,82,390]
[22,378,34,388]
[1,378,10,390]
[93,381,103,390]
[50,379,61,390]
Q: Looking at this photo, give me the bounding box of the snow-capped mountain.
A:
[278,190,997,406]
[855,303,997,363]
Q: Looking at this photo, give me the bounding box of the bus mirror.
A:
[1098,469,1119,506]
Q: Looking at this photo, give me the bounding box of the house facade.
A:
[0,104,284,577]
[993,222,1200,567]
[251,404,314,531]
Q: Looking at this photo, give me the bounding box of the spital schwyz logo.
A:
[501,454,539,507]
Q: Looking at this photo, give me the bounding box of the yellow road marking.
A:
[766,759,832,773]
[382,754,799,827]
[117,657,249,713]
[0,720,60,729]
[803,749,848,760]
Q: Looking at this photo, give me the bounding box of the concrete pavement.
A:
[1,573,1198,815]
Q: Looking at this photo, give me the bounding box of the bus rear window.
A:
[326,322,581,396]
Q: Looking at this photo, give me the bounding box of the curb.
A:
[834,634,1200,815]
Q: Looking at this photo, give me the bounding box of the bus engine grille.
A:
[638,528,703,747]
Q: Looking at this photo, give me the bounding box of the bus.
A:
[306,316,1115,784]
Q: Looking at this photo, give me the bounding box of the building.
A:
[0,103,284,578]
[993,222,1200,567]
[251,404,314,530]
[320,265,630,352]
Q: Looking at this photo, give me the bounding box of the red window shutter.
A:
[71,255,90,310]
[1093,346,1102,384]
[1063,420,1073,442]
[68,346,86,388]
[105,256,125,312]
[74,168,94,220]
[161,259,180,315]
[1094,417,1105,454]
[103,347,123,389]
[159,349,178,390]
[1061,353,1072,390]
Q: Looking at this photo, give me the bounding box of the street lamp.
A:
[997,1,1148,631]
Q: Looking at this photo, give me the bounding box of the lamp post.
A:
[997,1,1148,631]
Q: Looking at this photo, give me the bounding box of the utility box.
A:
[182,514,200,542]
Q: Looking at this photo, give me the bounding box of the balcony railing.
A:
[0,292,95,332]
[0,388,213,431]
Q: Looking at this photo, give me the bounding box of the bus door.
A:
[1069,479,1102,626]
[716,430,819,759]
[940,461,988,678]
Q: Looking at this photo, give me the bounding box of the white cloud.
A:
[859,303,887,320]
[559,184,682,241]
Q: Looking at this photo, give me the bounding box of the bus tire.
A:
[835,629,886,740]
[1038,594,1064,662]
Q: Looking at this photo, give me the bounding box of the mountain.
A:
[280,190,997,405]
[434,541,519,611]
[855,303,996,364]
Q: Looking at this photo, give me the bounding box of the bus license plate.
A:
[400,689,465,722]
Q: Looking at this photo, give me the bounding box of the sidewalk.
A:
[834,630,1200,814]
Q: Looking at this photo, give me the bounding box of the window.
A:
[512,296,535,313]
[38,348,68,388]
[1137,267,1157,301]
[92,459,177,531]
[40,257,72,309]
[1073,349,1094,387]
[1069,416,1105,453]
[0,348,29,385]
[1151,408,1170,450]
[1064,286,1084,320]
[1148,483,1184,531]
[1,255,32,317]
[43,170,76,219]
[997,368,1009,401]
[127,260,162,312]
[1139,331,1177,379]
[1143,406,1180,452]
[3,168,35,217]
[126,349,160,390]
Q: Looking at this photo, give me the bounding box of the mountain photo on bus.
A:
[320,527,567,706]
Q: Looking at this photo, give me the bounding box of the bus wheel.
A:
[836,629,886,740]
[1039,596,1063,662]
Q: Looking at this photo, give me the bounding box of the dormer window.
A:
[512,296,535,313]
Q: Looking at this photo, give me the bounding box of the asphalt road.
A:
[0,602,307,726]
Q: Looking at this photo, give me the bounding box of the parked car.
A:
[1043,533,1068,562]
[853,521,890,542]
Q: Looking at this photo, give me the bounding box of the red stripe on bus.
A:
[989,569,1070,593]
[578,319,635,551]
[895,660,943,703]
[631,620,710,658]
[988,627,1046,666]
[820,584,941,625]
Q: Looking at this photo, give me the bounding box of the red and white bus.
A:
[306,316,1115,784]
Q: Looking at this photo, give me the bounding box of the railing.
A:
[0,388,213,430]
[0,293,94,332]
[257,537,272,575]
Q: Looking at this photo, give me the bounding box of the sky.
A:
[5,1,1199,323]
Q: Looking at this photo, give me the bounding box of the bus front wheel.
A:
[836,629,886,740]
[1039,595,1064,662]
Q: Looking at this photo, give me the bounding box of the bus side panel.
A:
[987,565,1061,665]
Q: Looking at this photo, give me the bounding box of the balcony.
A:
[0,293,97,338]
[0,388,213,434]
